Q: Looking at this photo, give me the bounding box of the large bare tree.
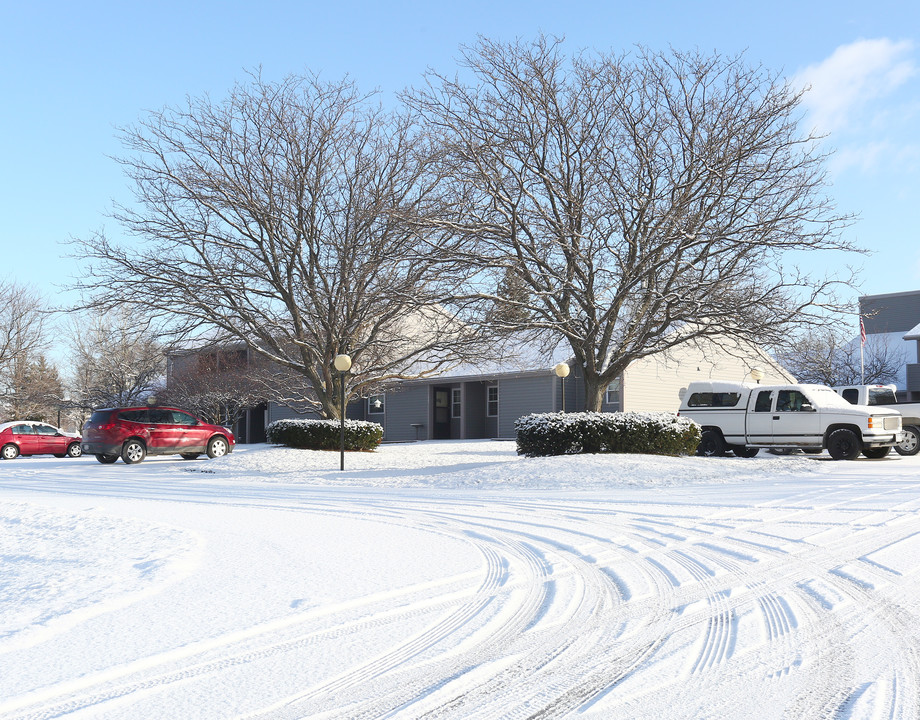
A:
[72,73,479,418]
[403,37,858,410]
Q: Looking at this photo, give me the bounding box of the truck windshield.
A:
[867,387,898,405]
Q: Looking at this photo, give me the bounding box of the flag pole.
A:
[859,315,866,385]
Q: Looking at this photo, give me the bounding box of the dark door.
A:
[433,388,451,439]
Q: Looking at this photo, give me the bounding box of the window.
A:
[605,379,620,405]
[487,385,499,417]
[687,392,742,408]
[12,424,34,435]
[35,424,59,435]
[368,395,385,415]
[118,410,149,423]
[451,388,462,418]
[170,410,198,425]
[148,408,174,424]
[776,390,814,412]
[841,388,859,404]
[867,387,897,405]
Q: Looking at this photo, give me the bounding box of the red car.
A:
[0,421,83,460]
[81,406,235,464]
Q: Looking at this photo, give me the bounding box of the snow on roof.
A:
[904,322,920,340]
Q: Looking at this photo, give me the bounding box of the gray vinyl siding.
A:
[267,401,320,424]
[908,364,920,396]
[381,384,429,442]
[861,291,920,334]
[498,375,555,438]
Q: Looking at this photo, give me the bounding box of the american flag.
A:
[860,317,867,345]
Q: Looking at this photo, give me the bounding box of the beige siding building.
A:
[621,337,794,413]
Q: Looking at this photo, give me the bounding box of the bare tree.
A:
[775,328,906,386]
[68,307,166,408]
[0,280,49,383]
[0,281,57,420]
[403,37,858,410]
[71,72,480,419]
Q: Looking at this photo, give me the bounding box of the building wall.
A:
[379,384,429,442]
[498,375,555,437]
[622,338,792,413]
[861,290,920,333]
[267,401,320,425]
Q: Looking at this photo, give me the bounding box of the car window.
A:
[12,424,34,434]
[777,390,813,412]
[118,409,149,423]
[89,410,113,424]
[148,408,174,424]
[754,391,773,412]
[170,411,198,425]
[35,424,59,435]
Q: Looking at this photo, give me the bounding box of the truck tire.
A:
[732,445,759,458]
[895,425,920,456]
[862,446,891,459]
[827,428,861,461]
[698,429,726,457]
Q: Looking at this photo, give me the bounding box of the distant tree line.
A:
[63,35,866,417]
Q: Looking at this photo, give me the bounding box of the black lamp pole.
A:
[334,354,352,471]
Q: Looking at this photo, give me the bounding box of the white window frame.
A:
[368,394,385,415]
[487,384,499,417]
[451,388,462,418]
[605,379,621,405]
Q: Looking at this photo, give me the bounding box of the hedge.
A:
[515,411,701,457]
[266,418,383,452]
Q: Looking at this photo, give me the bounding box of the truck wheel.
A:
[895,426,920,456]
[827,428,861,461]
[698,430,726,457]
[862,446,891,459]
[733,445,759,458]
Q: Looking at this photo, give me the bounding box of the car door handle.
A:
[773,416,780,420]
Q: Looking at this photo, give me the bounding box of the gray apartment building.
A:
[861,289,920,400]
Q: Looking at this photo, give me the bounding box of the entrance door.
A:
[433,388,451,439]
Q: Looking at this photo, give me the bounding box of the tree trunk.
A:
[582,374,607,413]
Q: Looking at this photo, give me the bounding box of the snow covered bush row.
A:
[266,418,383,451]
[515,411,701,457]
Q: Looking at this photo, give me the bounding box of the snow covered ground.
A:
[2,440,920,719]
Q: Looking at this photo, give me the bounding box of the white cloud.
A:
[794,38,917,134]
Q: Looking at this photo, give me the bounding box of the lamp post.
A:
[554,362,570,412]
[750,367,765,384]
[333,354,352,471]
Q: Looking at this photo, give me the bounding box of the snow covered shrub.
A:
[515,412,701,457]
[266,418,383,451]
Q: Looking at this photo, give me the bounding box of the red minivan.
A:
[81,406,235,464]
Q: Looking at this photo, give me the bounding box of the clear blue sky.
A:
[2,0,918,326]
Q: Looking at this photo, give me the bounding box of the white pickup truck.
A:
[678,381,902,460]
[833,384,920,456]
